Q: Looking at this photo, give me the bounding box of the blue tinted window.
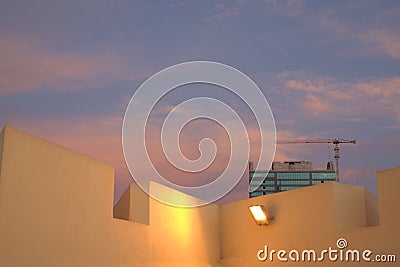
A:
[277,172,310,179]
[278,180,310,185]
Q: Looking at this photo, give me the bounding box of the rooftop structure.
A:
[272,161,314,171]
[0,126,397,267]
[249,161,336,197]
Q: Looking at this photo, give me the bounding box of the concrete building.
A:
[249,161,336,197]
[0,125,399,266]
[272,161,314,171]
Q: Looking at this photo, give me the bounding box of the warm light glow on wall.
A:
[249,205,273,226]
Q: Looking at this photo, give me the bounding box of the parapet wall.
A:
[0,126,220,267]
[220,169,398,267]
[0,125,398,267]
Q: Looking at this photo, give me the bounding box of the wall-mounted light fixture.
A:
[249,205,274,226]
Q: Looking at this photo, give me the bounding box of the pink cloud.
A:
[6,114,262,199]
[361,29,400,59]
[383,124,400,130]
[7,115,123,168]
[0,36,148,95]
[303,94,334,115]
[341,168,376,184]
[285,79,326,93]
[3,115,137,202]
[280,72,400,123]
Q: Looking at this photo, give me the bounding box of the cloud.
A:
[0,36,148,95]
[1,102,273,202]
[285,79,325,93]
[341,167,377,194]
[341,168,376,183]
[277,2,400,60]
[1,115,130,202]
[276,0,303,16]
[383,124,400,130]
[3,115,123,167]
[360,29,400,59]
[205,3,239,22]
[303,94,334,115]
[254,0,303,17]
[275,119,295,126]
[273,129,317,162]
[279,72,400,123]
[344,117,364,123]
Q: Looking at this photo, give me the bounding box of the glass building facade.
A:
[249,162,336,198]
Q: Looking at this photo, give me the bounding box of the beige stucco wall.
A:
[0,126,220,267]
[220,169,399,266]
[0,125,399,267]
[149,183,220,267]
[113,182,221,267]
[113,182,149,225]
[0,128,4,182]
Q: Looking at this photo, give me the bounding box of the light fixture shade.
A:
[249,205,272,226]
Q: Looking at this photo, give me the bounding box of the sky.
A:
[0,0,399,203]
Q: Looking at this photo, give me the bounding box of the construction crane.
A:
[276,138,356,182]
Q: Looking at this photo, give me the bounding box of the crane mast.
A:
[276,138,356,182]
